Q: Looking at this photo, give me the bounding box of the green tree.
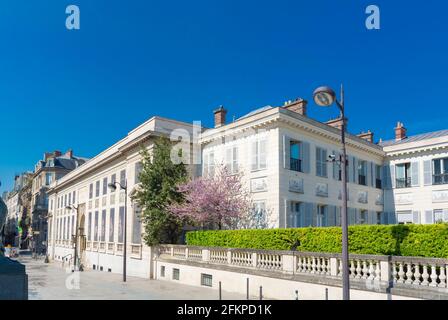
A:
[133,137,188,246]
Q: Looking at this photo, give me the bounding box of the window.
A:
[95,181,100,198]
[201,274,213,287]
[316,147,327,178]
[203,152,215,177]
[109,208,115,243]
[135,162,143,184]
[397,210,413,224]
[317,205,327,227]
[94,211,99,241]
[172,268,180,280]
[251,139,267,171]
[395,163,411,188]
[433,158,448,185]
[111,174,116,193]
[225,147,239,174]
[103,178,108,195]
[376,212,382,225]
[89,184,93,199]
[359,210,368,225]
[252,201,267,229]
[120,170,126,187]
[290,202,303,227]
[118,206,125,243]
[161,266,165,277]
[132,205,142,244]
[434,209,448,223]
[71,215,75,237]
[375,165,382,189]
[101,210,106,242]
[68,193,72,205]
[73,191,76,204]
[45,173,53,185]
[358,161,367,186]
[290,141,302,172]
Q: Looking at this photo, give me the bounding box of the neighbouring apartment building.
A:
[31,150,87,254]
[46,97,448,278]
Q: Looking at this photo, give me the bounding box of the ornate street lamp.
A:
[313,85,350,300]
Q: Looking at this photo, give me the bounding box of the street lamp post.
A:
[108,180,127,282]
[313,84,350,300]
[66,205,80,271]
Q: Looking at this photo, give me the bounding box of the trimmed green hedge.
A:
[186,224,448,258]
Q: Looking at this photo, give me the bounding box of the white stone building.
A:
[46,98,448,278]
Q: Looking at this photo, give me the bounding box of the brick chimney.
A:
[325,117,348,131]
[395,122,407,141]
[283,98,308,116]
[214,106,227,128]
[357,130,374,143]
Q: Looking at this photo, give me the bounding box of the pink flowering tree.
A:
[169,165,251,230]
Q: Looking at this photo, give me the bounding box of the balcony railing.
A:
[290,158,302,172]
[433,174,448,185]
[396,177,411,189]
[358,175,366,186]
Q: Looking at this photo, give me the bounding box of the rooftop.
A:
[379,129,448,147]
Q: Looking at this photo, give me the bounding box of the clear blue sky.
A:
[1,0,447,193]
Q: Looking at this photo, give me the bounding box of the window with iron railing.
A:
[396,177,411,189]
[395,163,411,189]
[289,141,302,172]
[290,158,302,172]
[433,174,448,185]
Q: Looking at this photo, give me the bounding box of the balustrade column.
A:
[252,252,258,268]
[282,253,295,273]
[330,257,338,276]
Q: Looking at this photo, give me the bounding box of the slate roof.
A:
[379,129,448,147]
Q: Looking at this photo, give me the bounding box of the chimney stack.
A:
[214,106,227,128]
[357,130,374,143]
[283,98,307,116]
[395,122,407,141]
[326,117,348,131]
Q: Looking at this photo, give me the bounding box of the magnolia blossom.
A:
[169,166,251,229]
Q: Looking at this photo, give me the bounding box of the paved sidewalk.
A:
[17,256,247,300]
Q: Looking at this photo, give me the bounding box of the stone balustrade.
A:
[156,244,448,299]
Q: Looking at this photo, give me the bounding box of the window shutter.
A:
[312,204,318,227]
[327,205,336,226]
[353,157,359,184]
[346,156,352,183]
[304,203,313,227]
[259,139,267,169]
[367,211,374,225]
[411,161,420,187]
[322,149,328,177]
[301,142,310,173]
[347,208,354,225]
[366,162,372,186]
[336,206,342,226]
[283,135,290,170]
[380,212,387,225]
[251,141,258,171]
[388,212,396,225]
[412,211,420,224]
[332,151,338,180]
[423,160,432,186]
[315,147,321,177]
[390,165,396,189]
[425,210,434,224]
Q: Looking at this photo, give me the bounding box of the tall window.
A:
[118,206,125,243]
[45,173,53,185]
[375,165,382,189]
[290,202,302,227]
[358,160,367,186]
[89,184,93,199]
[290,141,302,172]
[132,205,142,244]
[359,210,368,224]
[317,205,327,227]
[101,210,106,242]
[135,162,143,184]
[71,215,75,237]
[251,139,267,171]
[225,147,239,174]
[68,193,72,205]
[111,174,116,193]
[252,201,267,229]
[376,212,382,225]
[95,181,100,198]
[72,191,76,204]
[94,211,99,241]
[109,208,115,243]
[120,170,126,187]
[396,163,411,188]
[434,209,448,223]
[433,158,448,185]
[203,152,215,177]
[103,177,108,195]
[316,147,327,177]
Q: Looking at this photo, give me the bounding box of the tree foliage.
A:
[132,138,188,246]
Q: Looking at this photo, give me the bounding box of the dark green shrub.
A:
[186,224,448,258]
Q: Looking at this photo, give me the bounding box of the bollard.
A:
[325,288,329,300]
[259,286,263,300]
[219,281,222,300]
[246,278,249,300]
[295,290,299,300]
